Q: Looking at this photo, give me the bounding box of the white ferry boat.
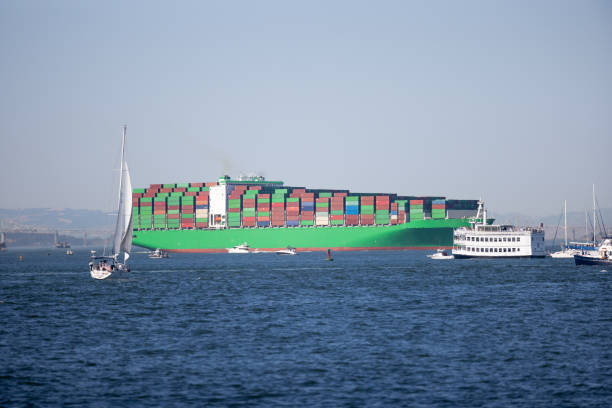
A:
[452,201,546,259]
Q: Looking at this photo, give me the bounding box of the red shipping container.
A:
[195,222,208,228]
[410,200,424,205]
[248,186,262,190]
[432,204,446,209]
[159,188,172,193]
[242,216,256,222]
[286,215,299,220]
[149,184,162,189]
[195,199,209,205]
[205,182,218,187]
[173,188,186,193]
[257,206,270,211]
[153,209,166,215]
[286,209,300,215]
[286,201,300,207]
[376,195,390,201]
[228,208,240,213]
[330,215,344,221]
[271,202,285,208]
[168,214,180,219]
[257,193,270,199]
[133,201,139,207]
[257,216,270,221]
[167,205,178,210]
[301,214,314,220]
[140,201,152,207]
[316,198,329,203]
[333,192,347,197]
[183,192,196,196]
[196,191,210,197]
[191,182,204,188]
[182,205,194,210]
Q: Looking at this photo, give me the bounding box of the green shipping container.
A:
[176,183,189,188]
[140,197,153,202]
[257,211,270,216]
[330,210,344,215]
[319,192,332,198]
[331,219,344,225]
[133,188,146,194]
[182,213,194,219]
[163,184,176,188]
[300,220,314,226]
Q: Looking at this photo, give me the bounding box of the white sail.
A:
[112,126,133,262]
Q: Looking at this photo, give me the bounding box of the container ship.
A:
[131,175,480,253]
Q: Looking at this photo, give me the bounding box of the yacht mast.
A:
[592,184,596,242]
[564,200,567,248]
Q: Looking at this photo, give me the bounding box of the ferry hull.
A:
[453,254,546,259]
[132,219,470,253]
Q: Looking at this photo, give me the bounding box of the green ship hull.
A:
[132,218,471,253]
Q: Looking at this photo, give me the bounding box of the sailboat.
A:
[89,126,133,280]
[550,200,579,258]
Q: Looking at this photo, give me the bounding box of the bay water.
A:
[1,249,610,407]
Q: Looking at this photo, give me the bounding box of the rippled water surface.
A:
[1,249,611,407]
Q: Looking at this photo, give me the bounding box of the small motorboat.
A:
[149,248,169,259]
[326,248,334,261]
[276,246,297,255]
[427,249,454,260]
[66,248,73,256]
[227,243,252,254]
[575,238,612,266]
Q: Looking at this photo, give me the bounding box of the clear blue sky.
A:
[1,0,610,216]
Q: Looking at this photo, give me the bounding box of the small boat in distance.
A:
[227,243,253,254]
[90,126,133,280]
[427,249,454,260]
[276,246,297,255]
[550,200,580,258]
[575,238,612,266]
[326,248,334,261]
[66,247,73,256]
[149,248,169,259]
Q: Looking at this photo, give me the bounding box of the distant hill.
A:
[0,208,114,232]
[491,207,611,230]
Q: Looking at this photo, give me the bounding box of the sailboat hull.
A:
[90,268,113,280]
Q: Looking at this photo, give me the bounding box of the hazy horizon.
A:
[1,1,611,215]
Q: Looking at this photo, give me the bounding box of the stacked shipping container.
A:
[131,179,472,231]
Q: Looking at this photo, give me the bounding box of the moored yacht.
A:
[574,238,612,266]
[452,201,546,259]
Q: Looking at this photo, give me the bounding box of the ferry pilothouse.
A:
[452,201,546,259]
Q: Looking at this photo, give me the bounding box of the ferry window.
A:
[503,237,506,242]
[494,238,497,242]
[476,237,479,242]
[517,248,520,252]
[503,248,507,252]
[517,237,520,242]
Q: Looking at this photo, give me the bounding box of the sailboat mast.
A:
[592,184,596,243]
[118,126,126,211]
[564,200,567,248]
